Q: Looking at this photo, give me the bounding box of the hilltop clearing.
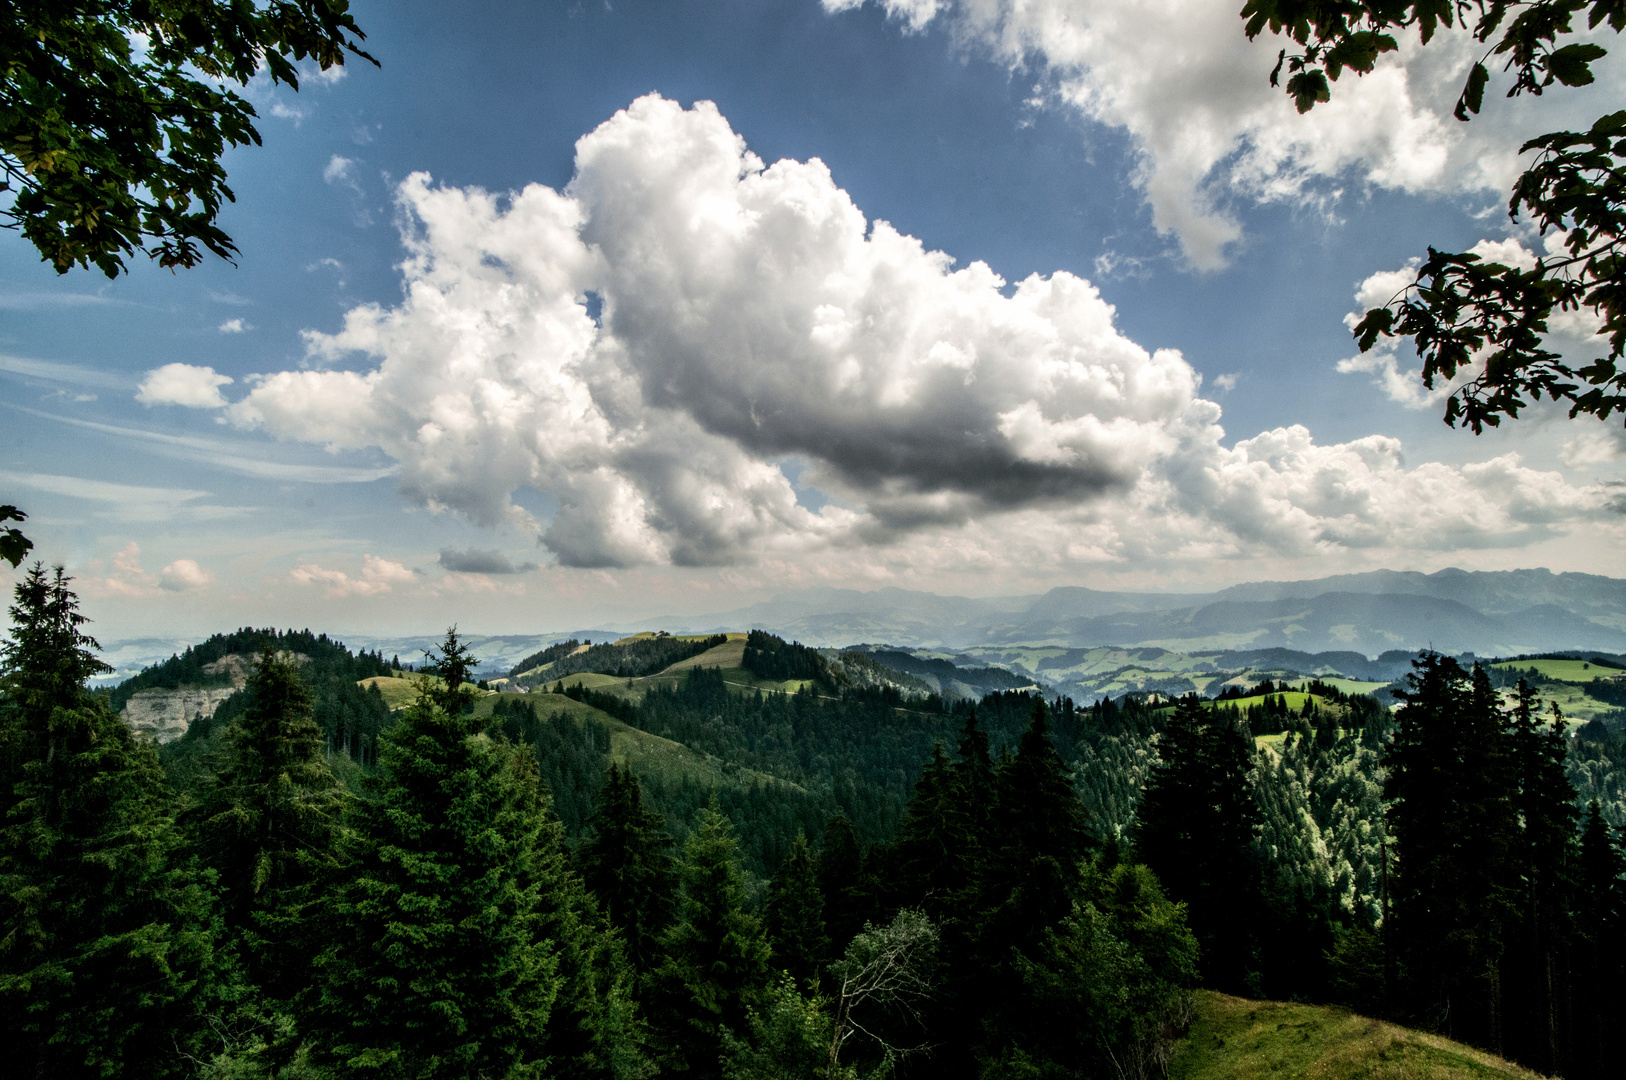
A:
[1170,991,1548,1080]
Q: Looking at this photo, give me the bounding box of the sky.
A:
[3,0,1624,640]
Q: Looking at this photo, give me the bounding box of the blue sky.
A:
[3,0,1622,639]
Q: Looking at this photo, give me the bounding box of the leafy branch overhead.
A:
[0,1,375,278]
[1241,0,1626,431]
[0,505,30,569]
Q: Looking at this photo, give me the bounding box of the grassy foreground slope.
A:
[1170,992,1547,1080]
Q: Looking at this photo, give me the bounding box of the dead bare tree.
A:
[825,908,939,1079]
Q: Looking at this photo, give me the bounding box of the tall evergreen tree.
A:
[816,813,867,958]
[1573,801,1624,1080]
[953,706,994,837]
[649,801,773,1079]
[1384,655,1519,1050]
[301,693,564,1078]
[578,761,675,980]
[1503,681,1580,1074]
[197,644,345,1006]
[764,832,827,987]
[508,749,648,1080]
[954,698,1095,1075]
[889,744,973,921]
[0,566,219,1077]
[1135,693,1263,992]
[421,624,478,715]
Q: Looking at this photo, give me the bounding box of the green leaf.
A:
[1547,43,1608,87]
[1353,308,1397,352]
[1285,70,1331,114]
[1455,63,1489,121]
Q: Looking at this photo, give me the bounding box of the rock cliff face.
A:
[122,685,243,743]
[118,652,306,743]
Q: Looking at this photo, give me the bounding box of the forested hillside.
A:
[4,574,1625,1078]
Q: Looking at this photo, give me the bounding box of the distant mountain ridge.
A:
[661,568,1626,656]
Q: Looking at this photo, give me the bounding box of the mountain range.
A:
[659,568,1626,656]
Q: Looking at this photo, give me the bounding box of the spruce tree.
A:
[764,832,828,986]
[578,762,675,979]
[0,566,219,1077]
[649,801,773,1078]
[890,744,974,922]
[953,706,994,837]
[301,694,563,1078]
[197,644,345,1007]
[1135,693,1262,992]
[967,698,1095,1073]
[816,813,867,958]
[1573,801,1624,1080]
[509,749,648,1080]
[1504,681,1580,1074]
[1384,655,1519,1049]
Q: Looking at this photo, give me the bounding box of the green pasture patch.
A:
[359,674,438,710]
[660,637,746,672]
[1169,990,1546,1080]
[1493,658,1621,684]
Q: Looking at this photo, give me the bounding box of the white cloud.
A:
[289,554,416,598]
[0,353,130,389]
[136,363,234,408]
[823,0,1625,268]
[159,558,216,592]
[0,470,208,515]
[218,318,250,334]
[18,406,393,484]
[1563,428,1626,469]
[229,95,1608,574]
[1212,372,1239,393]
[81,542,159,597]
[323,155,357,185]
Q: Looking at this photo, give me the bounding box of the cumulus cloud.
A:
[218,318,250,334]
[227,96,1607,573]
[159,558,216,592]
[438,548,540,575]
[136,363,234,408]
[289,554,415,597]
[80,542,158,597]
[823,0,1625,268]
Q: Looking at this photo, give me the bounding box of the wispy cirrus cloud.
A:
[8,404,394,485]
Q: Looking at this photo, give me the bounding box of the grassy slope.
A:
[1491,659,1617,683]
[359,673,444,710]
[473,688,801,793]
[1169,992,1547,1080]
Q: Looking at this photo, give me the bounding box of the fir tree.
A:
[888,744,974,921]
[421,624,478,715]
[1135,693,1263,993]
[816,813,867,958]
[0,566,219,1077]
[649,801,773,1079]
[301,694,563,1078]
[953,706,994,836]
[963,698,1094,1074]
[764,832,828,986]
[1504,681,1580,1074]
[197,644,345,1006]
[1385,655,1519,1050]
[509,749,649,1080]
[1572,801,1624,1080]
[578,762,675,979]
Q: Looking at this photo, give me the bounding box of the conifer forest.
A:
[4,565,1626,1079]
